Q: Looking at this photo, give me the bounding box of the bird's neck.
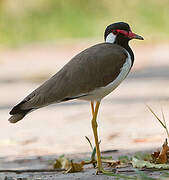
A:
[105,33,134,65]
[123,45,134,66]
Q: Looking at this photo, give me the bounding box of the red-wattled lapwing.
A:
[9,22,143,173]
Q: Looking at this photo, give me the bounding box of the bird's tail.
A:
[8,101,32,123]
[8,113,27,123]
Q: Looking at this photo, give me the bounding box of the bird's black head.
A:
[104,22,144,44]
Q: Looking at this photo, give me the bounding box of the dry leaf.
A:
[151,139,169,164]
[60,157,71,170]
[156,139,169,163]
[65,161,83,173]
[53,156,83,173]
[151,151,160,163]
[53,156,71,170]
[102,159,120,167]
[53,159,62,169]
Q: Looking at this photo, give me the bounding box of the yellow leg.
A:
[91,101,94,116]
[91,101,103,173]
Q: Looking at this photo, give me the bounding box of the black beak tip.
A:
[137,35,144,40]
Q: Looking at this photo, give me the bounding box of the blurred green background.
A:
[0,0,169,47]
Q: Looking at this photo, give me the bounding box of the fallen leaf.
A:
[53,159,62,169]
[53,156,83,173]
[151,139,169,164]
[102,159,120,167]
[151,151,160,161]
[60,156,71,170]
[132,157,169,169]
[65,161,83,173]
[156,139,169,164]
[108,160,121,168]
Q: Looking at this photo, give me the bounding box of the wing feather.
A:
[9,43,127,118]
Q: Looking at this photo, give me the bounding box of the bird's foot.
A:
[81,159,118,175]
[81,159,96,168]
[96,168,116,175]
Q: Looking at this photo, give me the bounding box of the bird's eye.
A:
[112,30,118,35]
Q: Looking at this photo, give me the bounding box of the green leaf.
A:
[118,155,131,163]
[85,136,93,150]
[134,152,153,161]
[101,156,112,160]
[132,157,169,169]
[90,140,101,161]
[91,146,96,160]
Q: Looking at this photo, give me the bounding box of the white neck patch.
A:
[105,32,116,43]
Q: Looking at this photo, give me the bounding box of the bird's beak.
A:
[129,31,144,40]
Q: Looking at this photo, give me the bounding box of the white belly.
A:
[80,51,132,101]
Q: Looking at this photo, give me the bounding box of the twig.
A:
[101,149,118,154]
[117,169,135,173]
[141,167,168,172]
[0,169,64,174]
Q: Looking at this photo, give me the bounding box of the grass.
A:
[1,0,169,47]
[147,105,169,139]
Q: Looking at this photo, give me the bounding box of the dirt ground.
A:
[0,41,169,179]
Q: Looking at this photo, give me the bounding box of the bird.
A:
[8,22,143,173]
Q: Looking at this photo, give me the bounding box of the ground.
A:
[0,41,169,179]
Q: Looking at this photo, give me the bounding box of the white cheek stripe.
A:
[80,50,132,101]
[106,33,116,43]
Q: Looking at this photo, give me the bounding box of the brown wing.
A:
[10,43,127,113]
